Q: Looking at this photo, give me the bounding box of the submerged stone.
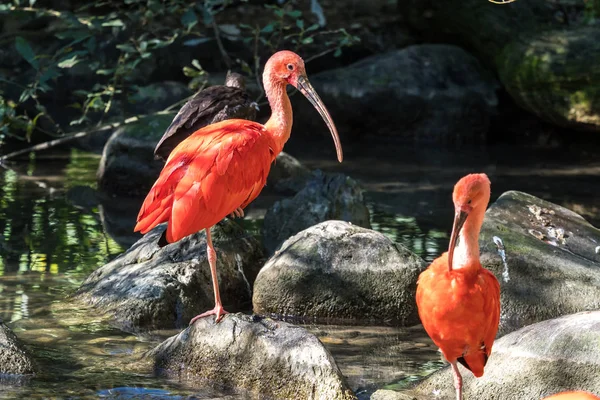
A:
[253,220,427,324]
[412,311,600,399]
[148,313,357,400]
[75,219,264,332]
[0,321,36,375]
[479,191,600,334]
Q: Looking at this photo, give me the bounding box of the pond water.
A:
[0,140,598,399]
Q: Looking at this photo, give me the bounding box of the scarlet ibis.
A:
[416,173,500,400]
[154,71,258,161]
[134,51,343,324]
[543,392,600,400]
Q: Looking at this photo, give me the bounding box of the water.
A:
[0,142,598,398]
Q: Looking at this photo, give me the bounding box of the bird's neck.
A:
[453,205,486,271]
[264,79,292,157]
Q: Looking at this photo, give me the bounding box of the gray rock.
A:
[253,221,427,324]
[262,170,371,254]
[0,321,35,375]
[97,114,172,197]
[412,311,600,400]
[267,151,311,195]
[368,390,418,400]
[292,45,497,144]
[148,313,357,400]
[479,191,600,335]
[75,219,264,332]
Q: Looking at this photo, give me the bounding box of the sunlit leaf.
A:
[191,59,202,70]
[58,55,81,68]
[302,36,314,44]
[116,43,136,53]
[15,37,39,70]
[102,19,125,27]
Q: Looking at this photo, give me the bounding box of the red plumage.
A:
[134,119,274,242]
[416,252,500,377]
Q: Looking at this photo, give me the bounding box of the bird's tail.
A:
[457,343,489,378]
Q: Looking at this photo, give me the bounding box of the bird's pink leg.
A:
[229,207,244,219]
[189,228,230,325]
[451,360,463,400]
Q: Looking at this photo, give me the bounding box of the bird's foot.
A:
[189,305,230,325]
[229,207,245,219]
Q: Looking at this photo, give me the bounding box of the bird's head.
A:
[448,173,491,270]
[264,50,343,162]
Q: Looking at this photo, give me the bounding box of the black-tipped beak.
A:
[448,210,469,271]
[296,75,343,163]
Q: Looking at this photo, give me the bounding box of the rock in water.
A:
[75,219,264,332]
[148,313,357,400]
[0,321,35,375]
[413,311,600,400]
[291,45,497,144]
[262,170,371,254]
[478,191,600,334]
[254,221,427,324]
[97,114,173,197]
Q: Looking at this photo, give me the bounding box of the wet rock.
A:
[96,114,172,197]
[292,45,497,144]
[262,170,371,254]
[0,321,36,375]
[399,0,600,132]
[253,221,427,324]
[478,191,600,335]
[412,311,600,400]
[368,390,418,400]
[148,313,356,400]
[75,219,264,332]
[266,151,311,195]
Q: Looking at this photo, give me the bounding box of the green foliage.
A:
[0,0,359,145]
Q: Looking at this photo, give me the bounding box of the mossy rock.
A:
[479,190,600,335]
[0,322,36,375]
[398,0,600,131]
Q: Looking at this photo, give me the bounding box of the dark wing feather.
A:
[154,86,257,160]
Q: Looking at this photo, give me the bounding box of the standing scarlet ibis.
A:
[543,391,600,400]
[416,173,500,400]
[154,71,258,161]
[134,50,343,324]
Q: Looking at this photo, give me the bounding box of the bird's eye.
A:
[467,199,472,204]
[287,63,294,71]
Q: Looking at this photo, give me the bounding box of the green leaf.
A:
[39,67,61,85]
[296,19,304,30]
[301,36,313,44]
[102,19,125,27]
[334,48,342,57]
[191,59,202,70]
[286,10,302,18]
[116,43,136,53]
[96,69,115,75]
[306,24,319,32]
[261,23,275,34]
[58,55,81,68]
[181,8,198,29]
[15,37,39,70]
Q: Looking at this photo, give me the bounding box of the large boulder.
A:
[291,45,498,143]
[253,221,427,324]
[148,313,357,400]
[479,191,600,335]
[75,219,264,332]
[412,311,600,400]
[266,151,311,195]
[0,321,36,375]
[398,0,600,132]
[262,170,371,254]
[97,114,172,197]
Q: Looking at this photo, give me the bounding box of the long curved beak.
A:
[296,75,343,162]
[448,209,469,271]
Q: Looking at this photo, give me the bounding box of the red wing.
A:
[135,119,274,243]
[481,268,501,357]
